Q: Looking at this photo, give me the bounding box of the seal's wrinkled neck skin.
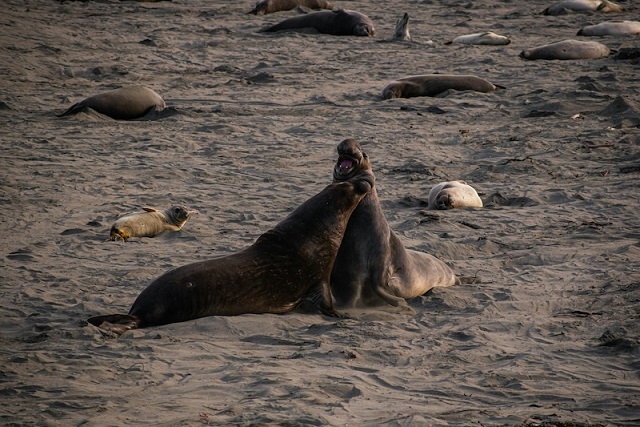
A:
[333,138,371,182]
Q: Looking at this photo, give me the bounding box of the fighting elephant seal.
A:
[445,32,511,45]
[382,75,500,99]
[330,139,459,308]
[520,39,611,60]
[87,168,374,334]
[248,0,333,15]
[542,0,623,15]
[58,85,166,120]
[259,9,375,36]
[427,181,483,210]
[577,21,640,36]
[109,206,191,241]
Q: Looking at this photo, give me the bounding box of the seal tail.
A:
[87,314,139,334]
[57,102,84,117]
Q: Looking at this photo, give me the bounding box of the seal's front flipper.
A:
[87,314,138,334]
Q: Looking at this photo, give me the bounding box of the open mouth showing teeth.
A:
[339,158,354,169]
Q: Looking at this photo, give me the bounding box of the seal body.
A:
[427,181,483,210]
[382,75,498,99]
[520,39,611,60]
[330,139,458,308]
[447,32,511,45]
[259,9,375,36]
[88,170,374,333]
[577,21,640,36]
[58,85,166,120]
[109,206,191,241]
[543,0,623,15]
[248,0,334,15]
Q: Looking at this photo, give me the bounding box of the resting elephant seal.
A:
[382,75,500,99]
[58,85,166,120]
[542,0,623,15]
[577,21,640,36]
[109,206,191,241]
[445,32,511,45]
[87,168,374,334]
[259,9,375,36]
[248,0,333,15]
[427,181,483,210]
[330,139,459,308]
[520,39,611,60]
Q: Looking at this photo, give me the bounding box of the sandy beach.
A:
[1,0,639,425]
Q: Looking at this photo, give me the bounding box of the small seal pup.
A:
[542,0,623,15]
[58,85,166,120]
[259,9,375,36]
[87,168,374,334]
[109,206,191,241]
[382,75,500,99]
[577,21,640,36]
[248,0,333,15]
[330,139,459,309]
[520,39,611,60]
[427,181,483,210]
[445,32,511,46]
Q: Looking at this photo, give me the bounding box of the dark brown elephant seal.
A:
[330,139,459,309]
[88,168,374,334]
[58,85,166,120]
[109,206,191,241]
[259,9,375,36]
[382,75,500,99]
[520,39,611,60]
[248,0,333,15]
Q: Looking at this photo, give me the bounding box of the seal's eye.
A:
[339,158,354,169]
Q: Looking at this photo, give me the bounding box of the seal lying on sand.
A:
[248,0,333,15]
[520,39,611,60]
[330,139,459,308]
[542,0,623,15]
[259,9,375,36]
[577,21,640,36]
[109,206,191,241]
[58,85,166,120]
[445,32,511,46]
[88,168,374,334]
[382,75,500,99]
[427,181,483,210]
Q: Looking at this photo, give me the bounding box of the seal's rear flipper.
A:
[57,102,84,117]
[87,314,138,334]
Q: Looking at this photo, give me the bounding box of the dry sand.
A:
[1,0,639,425]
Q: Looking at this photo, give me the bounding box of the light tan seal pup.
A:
[87,168,374,334]
[58,85,166,120]
[577,21,640,36]
[427,181,483,210]
[109,206,191,241]
[382,75,500,99]
[542,0,623,15]
[259,9,375,36]
[248,0,333,15]
[330,139,459,309]
[445,32,511,45]
[520,39,611,60]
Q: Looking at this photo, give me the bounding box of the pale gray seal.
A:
[330,139,459,308]
[577,21,640,36]
[58,85,166,120]
[542,0,623,15]
[248,0,334,15]
[427,181,483,210]
[382,75,500,99]
[446,32,511,45]
[259,9,375,36]
[520,39,611,60]
[87,168,374,334]
[109,206,191,241]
